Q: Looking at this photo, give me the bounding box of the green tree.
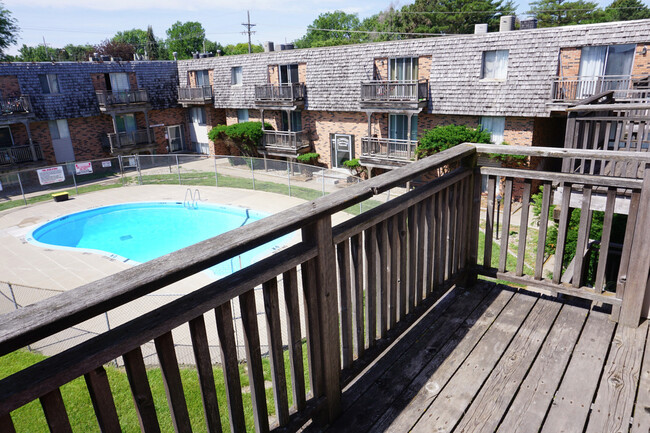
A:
[145,25,163,60]
[17,44,51,61]
[113,28,147,56]
[166,21,205,59]
[63,44,94,61]
[0,2,18,59]
[294,11,363,48]
[527,0,603,27]
[602,0,650,21]
[223,42,263,55]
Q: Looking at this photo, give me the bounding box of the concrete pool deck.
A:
[0,184,349,293]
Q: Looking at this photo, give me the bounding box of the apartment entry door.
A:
[167,125,185,152]
[331,134,353,168]
[49,119,75,163]
[189,107,209,154]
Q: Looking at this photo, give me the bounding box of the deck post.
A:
[619,165,650,327]
[464,152,481,287]
[301,215,342,423]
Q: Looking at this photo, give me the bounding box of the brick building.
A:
[0,18,648,175]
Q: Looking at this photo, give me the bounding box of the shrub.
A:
[415,124,491,159]
[487,141,528,167]
[297,152,320,165]
[207,122,272,156]
[342,158,368,178]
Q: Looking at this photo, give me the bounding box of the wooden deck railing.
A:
[361,137,418,161]
[1,144,649,431]
[0,96,31,115]
[254,83,306,101]
[360,80,429,102]
[551,74,649,102]
[0,144,42,165]
[178,85,213,102]
[104,129,153,151]
[96,89,149,107]
[262,130,309,150]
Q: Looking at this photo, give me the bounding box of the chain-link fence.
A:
[1,154,404,214]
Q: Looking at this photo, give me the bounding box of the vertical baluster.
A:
[389,215,399,327]
[301,259,324,397]
[416,202,426,303]
[601,121,613,175]
[350,234,365,359]
[188,315,222,433]
[535,181,552,281]
[456,177,468,276]
[589,121,601,175]
[484,176,497,268]
[447,183,457,279]
[407,205,417,312]
[282,268,306,411]
[379,220,389,338]
[40,389,73,433]
[84,367,121,433]
[553,183,574,284]
[441,186,450,282]
[515,179,532,277]
[424,195,435,296]
[123,348,161,433]
[397,211,408,319]
[154,332,192,433]
[435,191,445,288]
[467,169,483,286]
[336,241,353,369]
[572,185,593,288]
[364,227,377,347]
[613,190,641,320]
[594,188,616,293]
[262,278,290,426]
[498,178,513,273]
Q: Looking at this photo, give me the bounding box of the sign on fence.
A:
[37,166,65,185]
[102,161,112,168]
[74,161,93,175]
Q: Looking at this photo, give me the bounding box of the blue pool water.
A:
[29,202,288,277]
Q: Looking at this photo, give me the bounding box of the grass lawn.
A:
[1,344,310,433]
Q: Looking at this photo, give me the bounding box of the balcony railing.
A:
[96,89,149,108]
[361,137,418,161]
[0,144,42,165]
[2,145,650,432]
[360,79,429,102]
[551,75,649,102]
[177,85,213,103]
[0,96,31,115]
[104,129,153,151]
[262,130,309,150]
[254,83,305,102]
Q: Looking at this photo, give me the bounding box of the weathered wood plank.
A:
[553,183,573,284]
[498,178,513,273]
[337,241,353,369]
[447,183,457,280]
[416,202,426,305]
[585,321,648,433]
[440,187,450,282]
[467,170,482,285]
[516,179,532,277]
[123,348,160,433]
[397,211,408,319]
[84,367,121,433]
[239,290,270,433]
[262,278,290,427]
[540,310,615,433]
[594,188,616,293]
[379,220,389,338]
[434,191,444,288]
[301,259,324,399]
[364,227,377,347]
[425,195,435,295]
[484,176,497,268]
[350,234,364,359]
[377,287,515,433]
[631,323,650,433]
[330,286,493,432]
[410,292,538,433]
[612,189,641,320]
[389,215,399,327]
[282,268,306,412]
[497,304,587,433]
[455,297,562,433]
[535,182,552,281]
[475,143,650,164]
[188,315,222,433]
[40,389,73,433]
[214,301,246,433]
[154,332,192,433]
[407,205,417,313]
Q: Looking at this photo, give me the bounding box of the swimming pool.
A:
[28,202,289,277]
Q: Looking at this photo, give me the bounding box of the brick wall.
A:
[128,72,138,89]
[30,121,54,163]
[268,65,278,84]
[303,111,370,164]
[504,117,534,147]
[90,74,106,92]
[559,47,581,77]
[188,71,197,87]
[374,58,388,80]
[632,43,650,76]
[8,123,28,146]
[205,106,227,155]
[68,115,112,160]
[298,63,307,83]
[149,107,189,153]
[0,75,20,97]
[419,56,432,81]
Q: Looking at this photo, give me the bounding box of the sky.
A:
[4,0,625,56]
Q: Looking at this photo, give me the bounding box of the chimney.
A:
[500,15,515,32]
[520,18,538,30]
[474,24,488,34]
[264,41,274,52]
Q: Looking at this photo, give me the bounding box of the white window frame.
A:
[39,74,60,94]
[480,116,506,145]
[231,66,243,86]
[482,50,509,80]
[195,70,210,87]
[190,107,207,126]
[237,109,249,123]
[48,119,71,140]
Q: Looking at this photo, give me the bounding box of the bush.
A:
[342,158,368,178]
[297,152,319,165]
[487,141,528,166]
[415,124,491,159]
[207,122,273,156]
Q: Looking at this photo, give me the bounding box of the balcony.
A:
[360,137,418,168]
[0,96,35,125]
[254,83,306,109]
[360,79,429,111]
[96,89,149,111]
[260,130,310,157]
[0,144,42,166]
[550,74,649,103]
[102,129,155,155]
[2,145,650,433]
[177,85,213,106]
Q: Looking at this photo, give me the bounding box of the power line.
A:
[241,11,256,54]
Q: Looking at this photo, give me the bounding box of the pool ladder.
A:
[183,188,201,209]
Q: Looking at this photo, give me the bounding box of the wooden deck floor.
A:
[318,283,650,433]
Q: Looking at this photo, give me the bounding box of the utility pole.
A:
[241,10,256,54]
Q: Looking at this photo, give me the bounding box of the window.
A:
[482,50,509,80]
[237,109,249,123]
[109,73,130,91]
[39,74,60,94]
[389,114,418,140]
[279,64,299,84]
[480,116,505,145]
[196,70,210,87]
[577,44,635,98]
[281,111,302,132]
[0,126,13,148]
[48,120,71,140]
[115,114,137,133]
[190,107,207,125]
[231,67,243,85]
[389,58,418,82]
